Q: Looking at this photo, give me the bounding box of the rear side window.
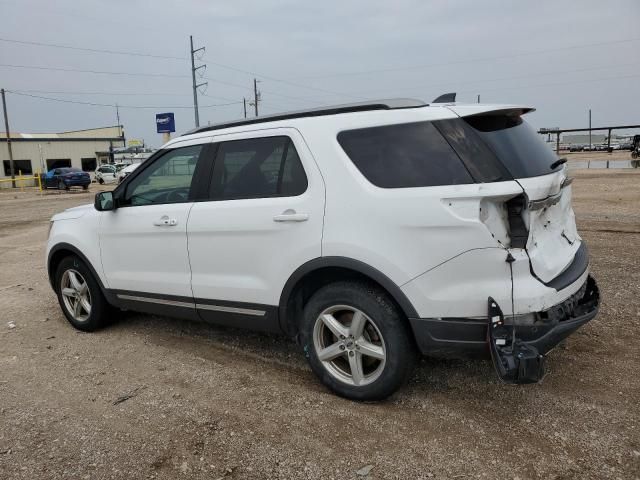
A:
[209,136,307,200]
[433,119,511,183]
[463,115,561,178]
[337,121,473,188]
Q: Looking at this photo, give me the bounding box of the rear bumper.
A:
[63,178,91,186]
[409,275,600,358]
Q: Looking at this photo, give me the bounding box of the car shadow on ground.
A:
[98,309,501,395]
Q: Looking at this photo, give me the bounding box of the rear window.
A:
[59,167,81,173]
[463,115,561,178]
[337,121,473,188]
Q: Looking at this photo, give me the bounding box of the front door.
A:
[99,142,207,302]
[187,130,325,331]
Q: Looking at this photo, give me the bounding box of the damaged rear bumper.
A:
[409,275,600,359]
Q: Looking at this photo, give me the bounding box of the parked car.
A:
[43,167,90,190]
[46,98,600,400]
[94,164,117,184]
[569,145,583,152]
[117,163,141,183]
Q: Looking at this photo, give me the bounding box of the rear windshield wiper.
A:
[550,157,567,170]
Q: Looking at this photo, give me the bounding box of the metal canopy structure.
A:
[539,124,640,154]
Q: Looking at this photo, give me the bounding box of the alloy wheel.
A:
[60,269,92,322]
[312,305,386,386]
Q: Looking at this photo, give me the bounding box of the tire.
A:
[299,280,417,401]
[82,185,89,190]
[98,177,104,185]
[632,151,638,160]
[54,255,110,332]
[58,180,65,190]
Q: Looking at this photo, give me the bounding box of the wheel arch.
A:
[278,257,419,336]
[47,243,107,294]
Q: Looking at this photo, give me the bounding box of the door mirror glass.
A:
[95,191,115,211]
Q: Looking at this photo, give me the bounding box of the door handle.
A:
[153,215,178,226]
[273,209,309,222]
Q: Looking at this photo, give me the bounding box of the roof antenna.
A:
[432,92,456,103]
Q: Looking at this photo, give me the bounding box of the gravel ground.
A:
[0,171,639,480]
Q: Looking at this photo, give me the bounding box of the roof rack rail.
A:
[183,98,427,135]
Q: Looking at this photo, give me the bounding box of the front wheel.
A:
[55,256,110,331]
[300,281,416,401]
[58,180,65,190]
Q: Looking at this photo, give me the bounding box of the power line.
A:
[0,36,356,99]
[456,72,640,97]
[354,61,640,97]
[0,37,187,60]
[10,88,193,97]
[5,90,242,109]
[295,37,640,79]
[0,63,191,78]
[201,55,361,100]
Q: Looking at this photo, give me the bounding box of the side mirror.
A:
[95,191,115,211]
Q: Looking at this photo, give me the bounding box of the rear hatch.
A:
[447,106,582,284]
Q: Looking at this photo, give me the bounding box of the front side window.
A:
[124,145,202,206]
[337,121,473,188]
[209,136,307,200]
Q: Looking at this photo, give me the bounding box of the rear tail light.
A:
[479,193,529,249]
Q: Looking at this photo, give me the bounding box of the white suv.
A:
[46,97,600,400]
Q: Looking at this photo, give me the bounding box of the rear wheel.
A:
[82,185,89,190]
[98,177,104,184]
[55,256,110,331]
[300,281,416,400]
[57,179,65,190]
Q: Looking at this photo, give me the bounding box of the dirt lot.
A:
[1,171,639,480]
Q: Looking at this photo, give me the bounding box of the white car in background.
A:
[117,163,140,183]
[94,164,117,184]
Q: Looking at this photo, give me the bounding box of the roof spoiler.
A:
[432,92,456,103]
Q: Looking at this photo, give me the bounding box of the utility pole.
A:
[589,109,592,151]
[115,103,121,139]
[253,78,260,117]
[1,88,15,188]
[477,94,480,103]
[190,35,207,128]
[243,97,247,118]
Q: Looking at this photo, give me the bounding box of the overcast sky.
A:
[1,0,639,146]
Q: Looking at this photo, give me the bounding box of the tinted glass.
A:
[463,115,561,178]
[337,121,473,188]
[210,136,307,200]
[433,119,511,183]
[59,167,81,174]
[125,145,202,206]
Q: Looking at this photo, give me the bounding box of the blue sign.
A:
[156,112,175,133]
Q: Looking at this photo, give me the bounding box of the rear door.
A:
[186,128,325,330]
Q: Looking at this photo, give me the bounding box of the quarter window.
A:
[124,145,202,206]
[337,121,473,188]
[209,136,307,200]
